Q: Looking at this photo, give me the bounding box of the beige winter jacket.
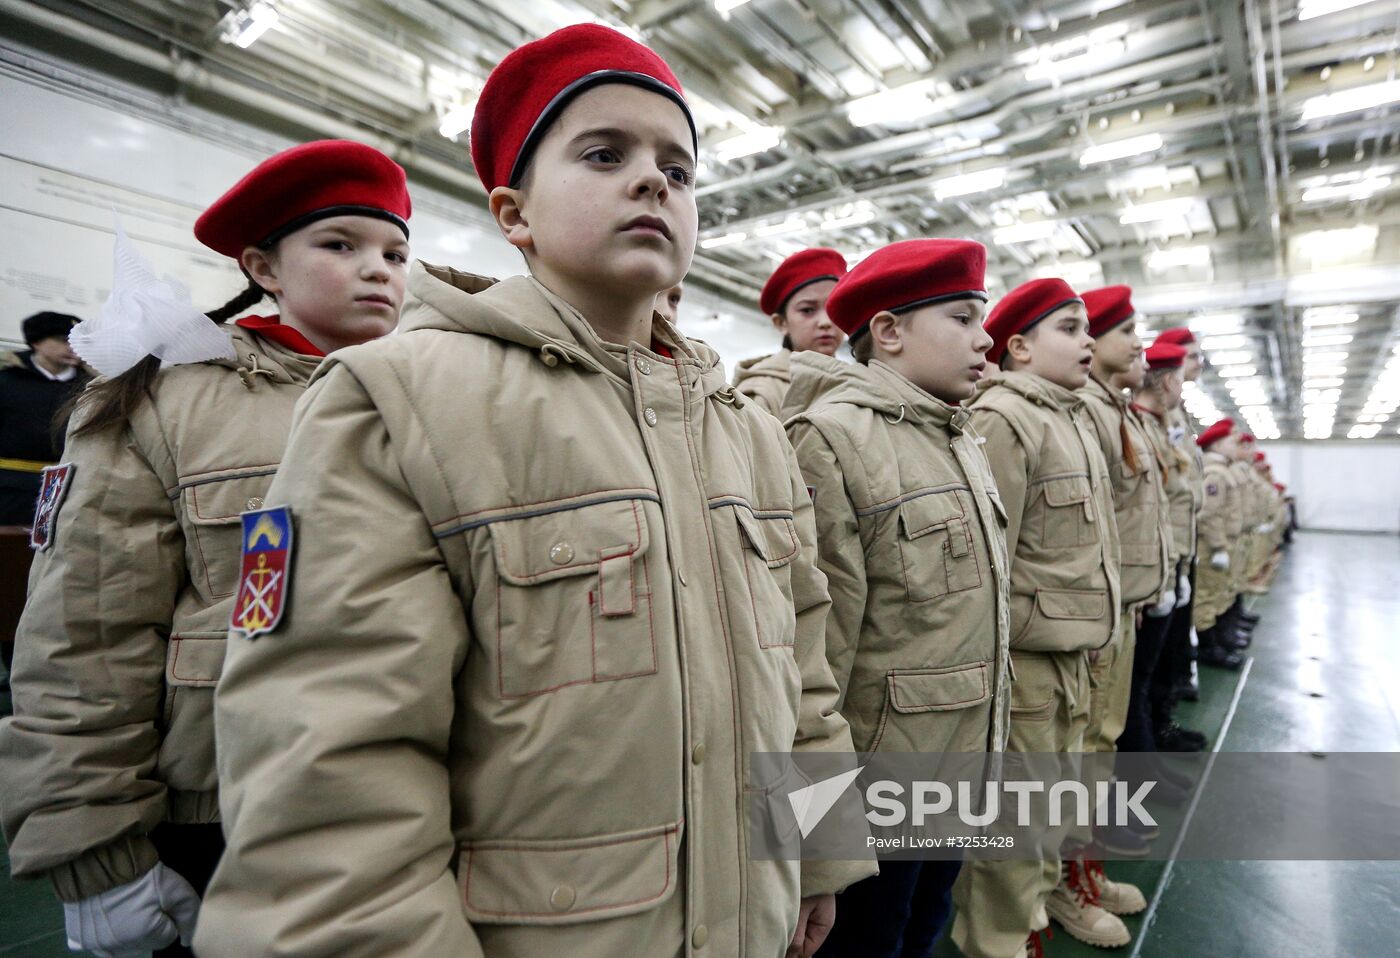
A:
[1078,377,1171,605]
[195,264,874,958]
[732,348,791,417]
[1196,451,1244,554]
[1138,405,1194,567]
[782,355,1011,757]
[0,326,319,901]
[965,371,1121,654]
[1169,406,1206,534]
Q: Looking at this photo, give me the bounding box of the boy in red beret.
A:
[197,24,871,958]
[733,248,849,416]
[781,239,1010,956]
[950,278,1122,958]
[1192,419,1247,667]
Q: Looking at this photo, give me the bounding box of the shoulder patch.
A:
[231,506,294,639]
[29,463,75,551]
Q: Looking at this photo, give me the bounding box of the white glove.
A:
[1147,590,1176,618]
[1176,572,1192,607]
[1256,523,1273,534]
[1210,550,1230,570]
[64,862,200,958]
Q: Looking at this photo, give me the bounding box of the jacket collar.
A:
[975,369,1084,412]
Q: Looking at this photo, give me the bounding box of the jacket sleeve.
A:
[1196,471,1229,554]
[777,425,878,899]
[969,409,1031,560]
[786,421,866,709]
[195,362,483,958]
[0,419,181,900]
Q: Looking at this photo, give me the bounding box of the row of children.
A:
[0,21,1289,958]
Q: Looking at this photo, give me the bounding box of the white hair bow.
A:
[71,220,237,377]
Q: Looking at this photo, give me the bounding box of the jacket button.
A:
[549,885,576,911]
[636,357,652,375]
[691,743,706,764]
[643,407,658,427]
[692,924,709,948]
[549,542,574,564]
[245,497,264,510]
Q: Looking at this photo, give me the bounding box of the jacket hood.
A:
[786,353,962,427]
[971,369,1082,411]
[401,262,727,390]
[732,349,791,388]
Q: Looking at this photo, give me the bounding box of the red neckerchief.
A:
[1132,402,1165,423]
[651,339,673,359]
[234,315,325,358]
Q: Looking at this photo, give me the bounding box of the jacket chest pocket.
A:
[721,505,799,649]
[487,499,656,699]
[897,491,982,602]
[1037,474,1096,548]
[180,470,277,599]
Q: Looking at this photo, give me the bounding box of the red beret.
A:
[984,278,1082,363]
[194,140,410,258]
[471,24,695,193]
[760,249,848,316]
[1239,433,1256,444]
[825,239,987,339]
[1082,285,1135,338]
[1155,326,1196,346]
[1145,342,1186,370]
[1254,451,1267,462]
[1275,482,1286,492]
[1197,417,1236,448]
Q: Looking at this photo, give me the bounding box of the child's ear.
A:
[769,312,787,334]
[240,247,282,296]
[869,311,901,356]
[1005,331,1032,365]
[489,186,533,253]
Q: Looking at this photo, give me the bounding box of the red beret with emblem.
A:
[471,24,695,193]
[984,277,1082,363]
[1197,417,1236,448]
[195,140,410,258]
[1155,326,1196,347]
[1145,342,1186,370]
[825,239,987,339]
[1082,285,1136,338]
[760,248,848,316]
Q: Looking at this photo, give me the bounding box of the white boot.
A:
[1084,858,1147,916]
[1047,858,1132,948]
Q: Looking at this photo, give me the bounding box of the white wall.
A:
[0,65,775,370]
[1258,441,1400,534]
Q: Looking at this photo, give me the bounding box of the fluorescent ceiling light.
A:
[1298,0,1384,20]
[755,217,807,238]
[1301,176,1391,204]
[1119,196,1199,225]
[1304,389,1342,403]
[820,202,878,231]
[1147,245,1211,270]
[1302,333,1354,348]
[933,169,1007,201]
[438,103,475,139]
[1303,350,1349,364]
[1303,307,1359,326]
[1300,79,1400,122]
[1293,224,1378,257]
[993,221,1059,244]
[1348,424,1383,439]
[714,0,752,14]
[1025,41,1125,82]
[848,84,937,128]
[1305,378,1345,389]
[1190,313,1244,335]
[714,126,783,163]
[1201,334,1250,351]
[1218,365,1258,378]
[1209,350,1254,366]
[220,0,278,48]
[1080,133,1165,166]
[1304,365,1347,377]
[699,232,747,250]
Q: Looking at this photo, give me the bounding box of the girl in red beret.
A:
[733,247,849,416]
[0,139,410,958]
[199,24,872,958]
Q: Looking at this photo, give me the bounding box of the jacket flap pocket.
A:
[181,470,277,526]
[888,663,990,713]
[490,499,650,586]
[898,491,965,539]
[1037,589,1107,621]
[165,633,226,687]
[733,507,799,567]
[460,821,682,925]
[1040,475,1091,507]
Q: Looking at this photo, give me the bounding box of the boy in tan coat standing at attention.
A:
[196,25,873,958]
[950,278,1121,958]
[781,239,1011,957]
